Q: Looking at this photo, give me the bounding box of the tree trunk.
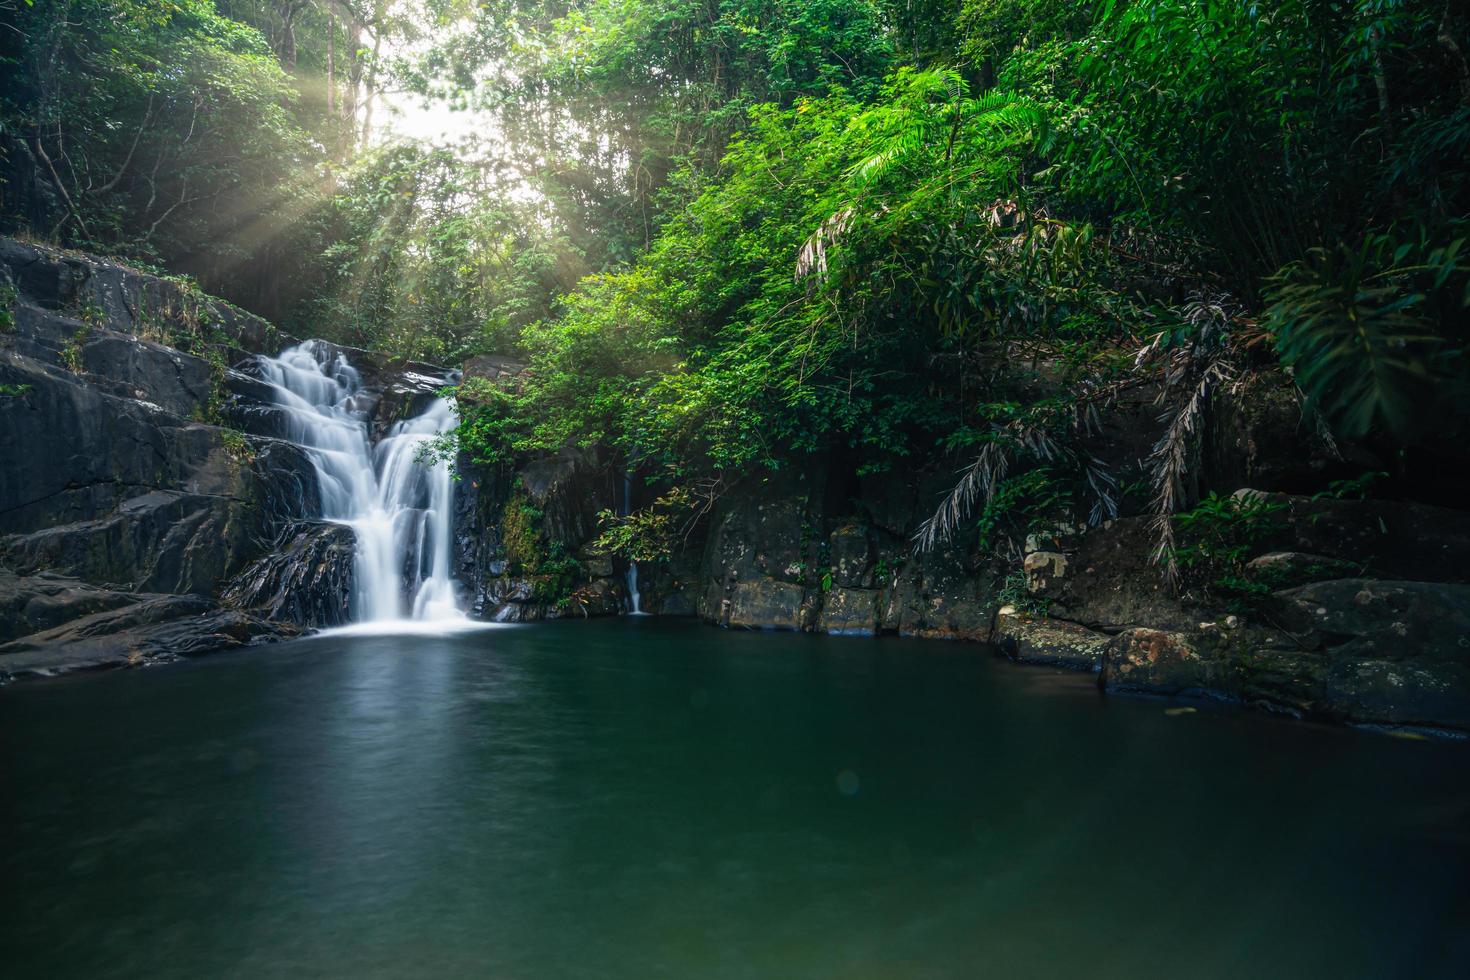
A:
[360,2,387,145]
[327,11,336,116]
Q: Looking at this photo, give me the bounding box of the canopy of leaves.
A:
[4,0,1468,550]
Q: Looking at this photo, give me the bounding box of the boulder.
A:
[994,609,1110,670]
[460,354,525,390]
[1269,580,1470,664]
[1322,659,1470,730]
[882,553,997,642]
[726,578,806,631]
[1205,370,1342,493]
[1022,550,1068,592]
[1263,495,1470,584]
[818,586,881,635]
[370,368,458,440]
[1099,628,1215,695]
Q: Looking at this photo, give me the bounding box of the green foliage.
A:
[530,549,585,608]
[218,427,254,464]
[1313,471,1388,502]
[0,383,34,397]
[457,65,1079,485]
[0,282,16,332]
[997,570,1052,617]
[500,491,544,574]
[496,489,585,606]
[2,1,309,288]
[1172,492,1289,595]
[593,486,701,564]
[7,0,1469,530]
[60,326,91,373]
[974,468,1073,556]
[1266,228,1469,440]
[305,145,577,361]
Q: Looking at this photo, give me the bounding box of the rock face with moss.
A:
[452,444,626,621]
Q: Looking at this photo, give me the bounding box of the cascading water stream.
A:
[252,341,466,626]
[621,471,644,615]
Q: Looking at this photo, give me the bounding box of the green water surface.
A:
[3,618,1468,978]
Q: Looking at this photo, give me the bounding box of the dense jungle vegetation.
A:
[4,0,1468,573]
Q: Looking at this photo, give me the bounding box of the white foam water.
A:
[253,341,479,629]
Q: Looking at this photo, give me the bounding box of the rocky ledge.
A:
[996,505,1470,732]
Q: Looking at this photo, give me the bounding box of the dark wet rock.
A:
[248,439,323,525]
[566,577,623,617]
[1322,659,1470,730]
[75,332,217,417]
[641,551,702,617]
[460,354,525,392]
[370,368,458,440]
[725,578,806,630]
[518,447,607,549]
[1205,370,1345,493]
[1025,517,1202,633]
[995,610,1110,670]
[0,355,227,532]
[1091,580,1470,729]
[0,593,293,681]
[0,237,282,356]
[1246,551,1364,589]
[0,569,139,643]
[818,586,881,635]
[475,572,622,622]
[2,490,254,595]
[698,473,817,630]
[222,522,355,628]
[881,552,998,642]
[1269,580,1470,663]
[451,440,630,622]
[828,525,872,588]
[1100,628,1215,695]
[1022,550,1068,593]
[1263,495,1470,584]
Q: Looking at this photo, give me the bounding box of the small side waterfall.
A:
[254,341,466,625]
[621,471,644,615]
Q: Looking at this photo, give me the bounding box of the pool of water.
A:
[3,619,1468,978]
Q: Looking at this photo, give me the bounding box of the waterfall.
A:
[621,471,644,615]
[253,341,466,626]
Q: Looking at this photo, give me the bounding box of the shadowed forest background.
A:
[3,0,1468,570]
